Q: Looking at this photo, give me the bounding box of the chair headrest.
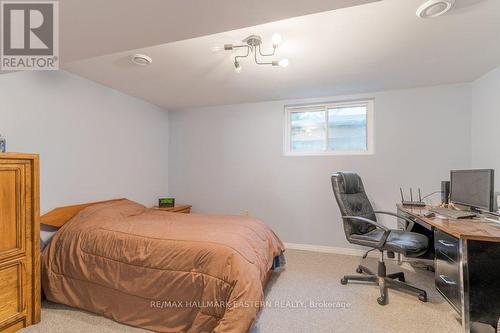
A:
[332,172,364,194]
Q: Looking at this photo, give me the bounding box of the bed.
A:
[41,199,285,333]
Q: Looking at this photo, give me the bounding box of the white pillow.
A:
[40,224,59,250]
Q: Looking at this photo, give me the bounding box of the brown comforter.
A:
[42,200,284,333]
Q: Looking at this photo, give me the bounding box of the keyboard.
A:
[429,207,476,219]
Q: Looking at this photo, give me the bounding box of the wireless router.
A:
[400,187,426,207]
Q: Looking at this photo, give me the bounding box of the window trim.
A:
[283,99,375,156]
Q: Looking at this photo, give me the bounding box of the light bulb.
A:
[272,33,282,47]
[234,60,242,73]
[278,58,289,68]
[210,45,224,52]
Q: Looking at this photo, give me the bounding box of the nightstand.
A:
[152,204,192,214]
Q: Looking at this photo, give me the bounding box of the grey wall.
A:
[0,70,169,213]
[471,65,500,191]
[1,69,484,249]
[169,84,471,248]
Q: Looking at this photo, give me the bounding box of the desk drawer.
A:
[434,230,461,313]
[435,229,458,262]
[436,258,461,313]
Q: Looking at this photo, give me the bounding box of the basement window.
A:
[283,100,374,156]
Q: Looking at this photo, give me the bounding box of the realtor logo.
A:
[1,1,59,70]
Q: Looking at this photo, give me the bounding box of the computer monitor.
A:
[450,169,494,212]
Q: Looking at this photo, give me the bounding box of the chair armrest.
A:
[342,216,391,248]
[373,211,415,226]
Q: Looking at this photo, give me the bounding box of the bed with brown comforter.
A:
[42,199,284,333]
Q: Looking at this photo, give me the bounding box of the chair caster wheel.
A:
[356,267,363,274]
[418,294,427,302]
[377,297,387,305]
[340,278,348,285]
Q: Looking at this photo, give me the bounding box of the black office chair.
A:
[331,171,429,305]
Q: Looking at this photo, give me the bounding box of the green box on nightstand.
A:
[159,198,175,208]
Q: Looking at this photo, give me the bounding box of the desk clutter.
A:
[401,169,499,221]
[400,187,426,207]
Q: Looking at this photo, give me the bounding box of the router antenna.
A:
[418,188,422,202]
[410,188,413,202]
[400,188,404,202]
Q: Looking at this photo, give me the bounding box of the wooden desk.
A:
[398,205,500,242]
[398,205,500,333]
[151,204,192,214]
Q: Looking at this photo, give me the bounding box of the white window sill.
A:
[283,150,374,157]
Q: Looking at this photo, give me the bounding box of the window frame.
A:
[283,99,375,156]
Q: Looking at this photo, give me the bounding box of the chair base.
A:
[340,262,427,305]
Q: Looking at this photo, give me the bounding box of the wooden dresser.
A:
[0,153,40,332]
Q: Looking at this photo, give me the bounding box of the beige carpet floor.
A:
[21,250,462,333]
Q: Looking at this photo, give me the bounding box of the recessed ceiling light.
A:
[131,54,152,66]
[416,0,455,19]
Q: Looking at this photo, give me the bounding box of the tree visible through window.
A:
[285,100,373,155]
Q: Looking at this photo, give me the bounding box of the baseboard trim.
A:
[285,242,365,256]
[284,242,386,259]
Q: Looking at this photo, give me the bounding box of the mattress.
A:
[42,199,284,333]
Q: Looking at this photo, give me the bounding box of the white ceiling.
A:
[59,0,378,62]
[64,0,500,110]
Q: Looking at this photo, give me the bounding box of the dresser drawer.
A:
[0,164,28,261]
[435,229,458,263]
[0,259,26,325]
[1,319,25,333]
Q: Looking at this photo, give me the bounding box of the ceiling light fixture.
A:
[131,54,152,66]
[416,0,455,18]
[223,34,288,73]
[234,60,242,73]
